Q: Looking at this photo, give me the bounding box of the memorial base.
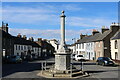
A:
[37,68,89,78]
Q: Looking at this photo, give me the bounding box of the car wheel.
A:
[96,62,99,65]
[102,62,105,66]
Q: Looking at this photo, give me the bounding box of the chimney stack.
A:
[43,39,47,42]
[110,22,120,32]
[23,35,27,40]
[29,37,34,41]
[17,33,22,38]
[101,26,109,33]
[80,33,87,39]
[1,21,8,33]
[92,29,99,35]
[38,38,42,42]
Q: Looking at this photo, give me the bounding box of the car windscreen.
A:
[103,57,111,61]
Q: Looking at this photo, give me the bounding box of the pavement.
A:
[2,57,120,80]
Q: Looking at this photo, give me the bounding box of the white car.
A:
[75,55,84,61]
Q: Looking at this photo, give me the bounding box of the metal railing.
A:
[41,61,47,71]
[70,63,73,77]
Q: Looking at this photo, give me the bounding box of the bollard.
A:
[70,63,72,77]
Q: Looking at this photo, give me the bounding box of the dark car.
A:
[8,55,22,63]
[96,57,115,66]
[2,56,10,63]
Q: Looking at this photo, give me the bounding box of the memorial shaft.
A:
[60,11,66,46]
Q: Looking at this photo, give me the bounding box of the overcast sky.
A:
[2,2,118,44]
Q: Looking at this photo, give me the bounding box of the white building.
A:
[85,42,95,60]
[75,31,100,60]
[67,44,76,54]
[13,36,41,58]
[48,39,59,52]
[75,37,87,59]
[111,29,120,61]
[76,43,86,56]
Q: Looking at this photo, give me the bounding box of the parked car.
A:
[96,57,115,66]
[2,56,10,63]
[75,55,85,61]
[8,55,22,63]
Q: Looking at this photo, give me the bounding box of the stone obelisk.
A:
[55,11,71,71]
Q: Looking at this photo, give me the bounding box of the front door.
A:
[115,52,118,60]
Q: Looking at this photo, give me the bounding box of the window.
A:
[79,44,81,49]
[76,44,78,49]
[115,40,118,49]
[77,51,78,54]
[98,42,100,47]
[24,46,26,50]
[16,45,17,50]
[21,46,23,50]
[82,43,84,49]
[115,52,118,60]
[19,45,20,50]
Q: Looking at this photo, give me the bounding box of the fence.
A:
[41,56,84,77]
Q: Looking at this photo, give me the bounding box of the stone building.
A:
[67,44,75,54]
[75,23,120,60]
[1,22,41,60]
[35,38,55,58]
[48,39,59,52]
[0,22,14,57]
[94,23,120,59]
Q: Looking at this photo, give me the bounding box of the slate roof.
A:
[111,29,120,40]
[96,30,111,41]
[13,36,41,47]
[1,30,41,47]
[76,35,92,44]
[1,30,12,38]
[86,33,101,42]
[76,30,111,43]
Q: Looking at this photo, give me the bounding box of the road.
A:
[2,57,120,79]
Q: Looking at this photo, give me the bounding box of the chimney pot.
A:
[29,37,34,41]
[101,27,109,33]
[23,35,27,40]
[38,38,42,41]
[17,33,22,38]
[92,29,99,35]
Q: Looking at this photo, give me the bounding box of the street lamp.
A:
[72,38,76,54]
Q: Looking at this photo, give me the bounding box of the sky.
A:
[1,0,120,2]
[1,2,118,44]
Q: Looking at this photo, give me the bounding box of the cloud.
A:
[2,5,55,13]
[2,3,116,29]
[9,28,92,43]
[2,2,117,43]
[67,16,115,28]
[2,3,82,25]
[2,5,59,24]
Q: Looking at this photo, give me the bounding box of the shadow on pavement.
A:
[72,62,96,65]
[86,70,106,74]
[2,61,42,77]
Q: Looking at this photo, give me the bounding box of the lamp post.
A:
[72,38,76,54]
